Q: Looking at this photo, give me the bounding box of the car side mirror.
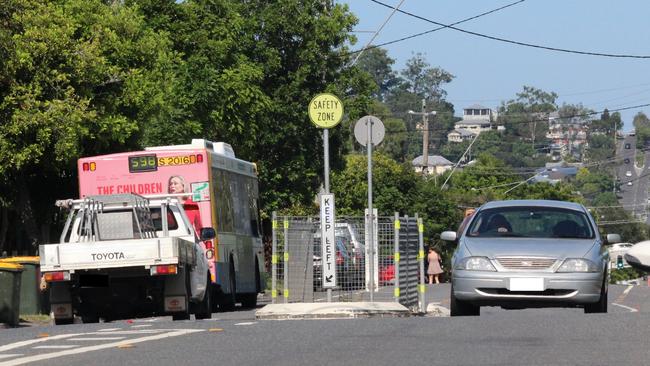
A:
[440,231,457,242]
[200,227,216,241]
[606,234,621,245]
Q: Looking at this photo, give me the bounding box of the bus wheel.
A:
[240,264,260,308]
[219,261,236,312]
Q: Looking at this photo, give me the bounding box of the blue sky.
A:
[338,0,650,130]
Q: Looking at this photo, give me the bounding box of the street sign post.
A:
[320,194,336,288]
[354,115,385,302]
[309,93,343,301]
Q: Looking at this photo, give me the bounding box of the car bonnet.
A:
[462,237,598,259]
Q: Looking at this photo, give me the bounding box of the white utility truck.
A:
[39,193,213,324]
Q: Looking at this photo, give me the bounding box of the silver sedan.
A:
[441,200,620,316]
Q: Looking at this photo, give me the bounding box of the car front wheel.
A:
[450,283,480,316]
[584,276,608,314]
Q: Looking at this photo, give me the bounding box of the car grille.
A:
[496,257,557,270]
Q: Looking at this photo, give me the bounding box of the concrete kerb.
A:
[425,302,450,317]
[255,302,412,320]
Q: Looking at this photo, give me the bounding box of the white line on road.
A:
[98,328,121,332]
[32,346,78,350]
[612,302,638,312]
[86,330,165,335]
[0,334,83,353]
[624,285,634,295]
[130,325,152,328]
[67,337,126,341]
[0,329,205,366]
[234,322,257,326]
[0,356,21,361]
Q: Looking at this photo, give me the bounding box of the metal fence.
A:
[271,211,425,312]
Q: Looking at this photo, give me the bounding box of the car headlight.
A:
[454,256,496,271]
[557,258,599,272]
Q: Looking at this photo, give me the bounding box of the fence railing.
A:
[271,211,425,312]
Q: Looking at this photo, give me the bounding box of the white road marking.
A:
[134,318,160,322]
[0,329,204,366]
[623,285,634,295]
[33,346,78,350]
[85,330,164,335]
[98,328,121,332]
[612,302,638,312]
[67,337,126,341]
[234,322,257,326]
[0,356,22,361]
[0,334,83,352]
[130,325,152,328]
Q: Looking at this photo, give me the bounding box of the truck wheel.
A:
[194,275,212,320]
[81,314,99,324]
[54,318,74,325]
[172,269,191,321]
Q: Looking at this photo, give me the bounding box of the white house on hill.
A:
[412,155,453,175]
[448,104,497,142]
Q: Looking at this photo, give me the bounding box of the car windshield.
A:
[466,206,595,239]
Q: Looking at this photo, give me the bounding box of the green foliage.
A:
[354,47,398,101]
[610,267,644,284]
[633,112,650,148]
[331,153,418,216]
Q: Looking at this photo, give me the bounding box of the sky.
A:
[337,0,650,131]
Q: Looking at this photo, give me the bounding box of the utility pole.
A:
[613,118,617,194]
[408,100,436,174]
[421,99,429,172]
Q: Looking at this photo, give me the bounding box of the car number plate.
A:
[509,277,544,291]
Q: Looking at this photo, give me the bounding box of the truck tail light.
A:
[44,271,70,282]
[196,154,203,163]
[150,265,177,276]
[204,240,213,250]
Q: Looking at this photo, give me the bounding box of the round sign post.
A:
[354,116,384,303]
[309,93,343,303]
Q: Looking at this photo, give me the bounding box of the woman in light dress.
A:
[427,247,443,284]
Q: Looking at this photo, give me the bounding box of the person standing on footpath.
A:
[427,246,443,284]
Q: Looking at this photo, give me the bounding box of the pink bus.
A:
[78,139,264,309]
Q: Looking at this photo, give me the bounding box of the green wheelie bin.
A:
[1,257,42,315]
[0,262,23,327]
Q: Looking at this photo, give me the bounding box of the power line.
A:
[369,0,650,59]
[351,0,407,66]
[347,0,526,56]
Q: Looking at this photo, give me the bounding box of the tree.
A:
[130,0,376,215]
[498,86,557,149]
[633,112,650,148]
[354,47,399,101]
[0,0,180,250]
[331,153,418,216]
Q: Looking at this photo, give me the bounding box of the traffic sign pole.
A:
[367,117,375,302]
[324,129,332,303]
[309,93,343,303]
[354,115,385,302]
